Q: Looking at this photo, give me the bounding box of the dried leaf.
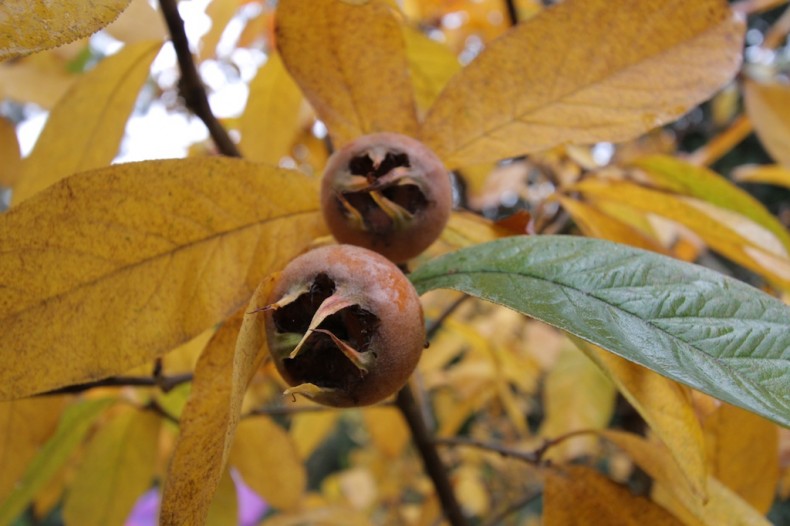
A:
[0,398,114,524]
[362,407,410,458]
[239,52,304,165]
[539,344,616,462]
[230,416,306,510]
[0,0,132,61]
[62,407,161,526]
[403,27,461,116]
[290,411,340,460]
[544,464,683,525]
[704,403,779,513]
[744,79,790,166]
[277,0,418,147]
[603,430,772,526]
[0,117,21,188]
[421,0,744,167]
[12,41,162,203]
[576,339,708,498]
[0,158,324,400]
[0,397,69,502]
[160,276,274,526]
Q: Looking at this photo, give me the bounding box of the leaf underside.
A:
[410,236,790,428]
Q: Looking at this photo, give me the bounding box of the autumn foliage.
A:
[1,0,789,525]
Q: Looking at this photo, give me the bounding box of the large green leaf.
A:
[410,236,790,428]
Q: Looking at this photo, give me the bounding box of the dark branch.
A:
[396,385,468,526]
[504,0,519,26]
[38,373,194,396]
[158,0,242,158]
[426,295,469,340]
[436,429,598,464]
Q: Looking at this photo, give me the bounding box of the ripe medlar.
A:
[321,132,452,263]
[263,244,425,407]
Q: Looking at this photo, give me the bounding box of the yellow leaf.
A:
[104,0,167,44]
[206,469,238,526]
[703,403,779,513]
[362,407,410,457]
[0,158,324,400]
[575,179,790,289]
[455,465,489,516]
[0,397,69,502]
[558,196,668,253]
[62,407,161,526]
[602,430,772,526]
[0,117,21,188]
[439,210,512,250]
[577,340,708,499]
[544,464,683,526]
[0,0,132,61]
[277,0,419,147]
[733,164,790,189]
[403,27,461,117]
[421,0,744,168]
[744,79,790,166]
[539,344,616,462]
[239,52,304,165]
[231,416,306,510]
[0,398,114,524]
[290,411,340,460]
[630,155,790,251]
[12,41,162,203]
[160,276,274,526]
[201,0,240,60]
[0,52,76,108]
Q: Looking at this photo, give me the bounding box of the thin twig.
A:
[158,0,242,158]
[145,399,181,425]
[396,385,468,526]
[482,489,542,526]
[246,400,392,418]
[426,295,469,340]
[38,373,194,396]
[503,0,519,26]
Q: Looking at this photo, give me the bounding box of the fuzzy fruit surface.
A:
[321,132,452,263]
[264,244,425,407]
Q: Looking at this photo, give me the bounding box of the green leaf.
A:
[410,236,790,428]
[0,398,114,524]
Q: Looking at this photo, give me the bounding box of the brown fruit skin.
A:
[321,132,452,263]
[265,244,425,407]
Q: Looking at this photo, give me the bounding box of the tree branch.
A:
[158,0,242,158]
[396,385,468,526]
[504,0,519,26]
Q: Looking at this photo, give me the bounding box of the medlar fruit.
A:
[321,132,452,263]
[263,244,425,407]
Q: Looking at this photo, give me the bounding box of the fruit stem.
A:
[396,385,468,526]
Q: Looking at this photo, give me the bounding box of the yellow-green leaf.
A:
[230,416,306,510]
[62,407,161,526]
[0,117,21,188]
[0,397,69,502]
[206,469,238,526]
[744,79,790,166]
[421,0,744,168]
[733,164,790,189]
[403,27,461,117]
[0,158,325,400]
[630,155,790,251]
[574,179,790,290]
[576,340,708,498]
[703,403,779,513]
[539,344,616,462]
[160,276,274,526]
[0,398,114,525]
[239,52,304,165]
[277,0,419,147]
[0,0,132,61]
[12,41,161,203]
[544,464,683,526]
[362,407,410,458]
